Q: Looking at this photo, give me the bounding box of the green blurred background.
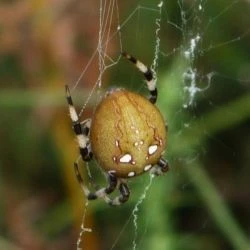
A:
[0,1,250,250]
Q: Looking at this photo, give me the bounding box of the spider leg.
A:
[65,85,93,161]
[110,182,130,206]
[151,157,169,176]
[122,52,157,104]
[80,119,91,136]
[74,163,130,206]
[66,86,130,205]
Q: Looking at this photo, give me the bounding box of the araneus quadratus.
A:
[66,52,169,206]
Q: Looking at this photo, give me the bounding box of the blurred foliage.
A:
[0,1,250,250]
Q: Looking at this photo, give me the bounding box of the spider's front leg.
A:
[66,85,130,206]
[122,52,157,104]
[65,85,93,161]
[74,162,130,206]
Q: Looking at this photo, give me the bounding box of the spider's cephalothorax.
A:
[66,52,169,206]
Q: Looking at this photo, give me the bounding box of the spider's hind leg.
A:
[150,157,169,176]
[74,162,130,206]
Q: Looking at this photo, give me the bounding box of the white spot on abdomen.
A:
[148,145,158,155]
[128,171,135,177]
[144,164,152,171]
[119,153,132,163]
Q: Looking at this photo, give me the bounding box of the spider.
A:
[65,52,169,206]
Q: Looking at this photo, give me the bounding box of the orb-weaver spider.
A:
[66,52,169,206]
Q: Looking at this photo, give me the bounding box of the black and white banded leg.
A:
[122,52,157,104]
[150,157,169,176]
[74,163,130,206]
[66,85,130,206]
[65,85,93,161]
[80,119,91,137]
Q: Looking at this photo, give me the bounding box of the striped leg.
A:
[65,85,93,161]
[66,85,129,205]
[74,162,130,206]
[81,119,91,137]
[150,157,169,176]
[122,52,157,104]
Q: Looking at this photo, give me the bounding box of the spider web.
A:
[72,0,250,249]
